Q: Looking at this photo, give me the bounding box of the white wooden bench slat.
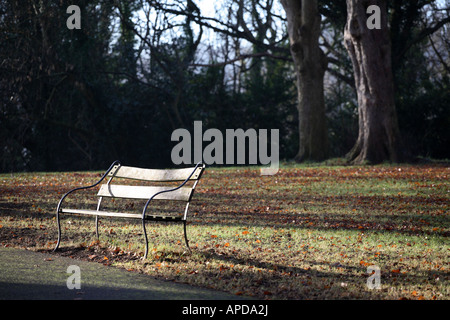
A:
[60,209,183,221]
[97,184,192,201]
[61,208,142,219]
[109,165,203,181]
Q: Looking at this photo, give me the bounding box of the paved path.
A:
[0,246,243,300]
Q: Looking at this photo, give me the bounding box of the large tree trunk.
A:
[344,0,403,164]
[280,0,329,162]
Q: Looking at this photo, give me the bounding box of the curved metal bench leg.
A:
[54,210,61,252]
[183,221,191,253]
[143,218,149,259]
[95,197,103,240]
[95,216,99,240]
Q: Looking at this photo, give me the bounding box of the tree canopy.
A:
[0,0,448,172]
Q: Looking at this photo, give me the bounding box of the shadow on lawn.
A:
[197,247,448,299]
[1,182,448,241]
[191,188,449,237]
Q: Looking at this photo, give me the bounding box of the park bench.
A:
[54,161,206,259]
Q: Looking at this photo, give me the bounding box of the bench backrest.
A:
[96,164,205,202]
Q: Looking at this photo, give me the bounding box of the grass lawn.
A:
[0,162,448,300]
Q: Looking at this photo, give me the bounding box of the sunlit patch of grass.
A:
[0,163,448,299]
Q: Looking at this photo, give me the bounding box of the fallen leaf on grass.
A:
[112,246,121,254]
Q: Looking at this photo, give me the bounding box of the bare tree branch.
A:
[428,34,450,74]
[190,51,291,67]
[148,0,289,55]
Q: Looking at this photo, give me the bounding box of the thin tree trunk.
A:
[281,0,329,162]
[344,0,404,164]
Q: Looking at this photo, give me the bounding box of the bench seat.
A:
[61,208,183,221]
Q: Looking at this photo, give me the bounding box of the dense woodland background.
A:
[1,0,449,172]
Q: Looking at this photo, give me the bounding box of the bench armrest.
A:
[56,160,121,213]
[141,162,205,219]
